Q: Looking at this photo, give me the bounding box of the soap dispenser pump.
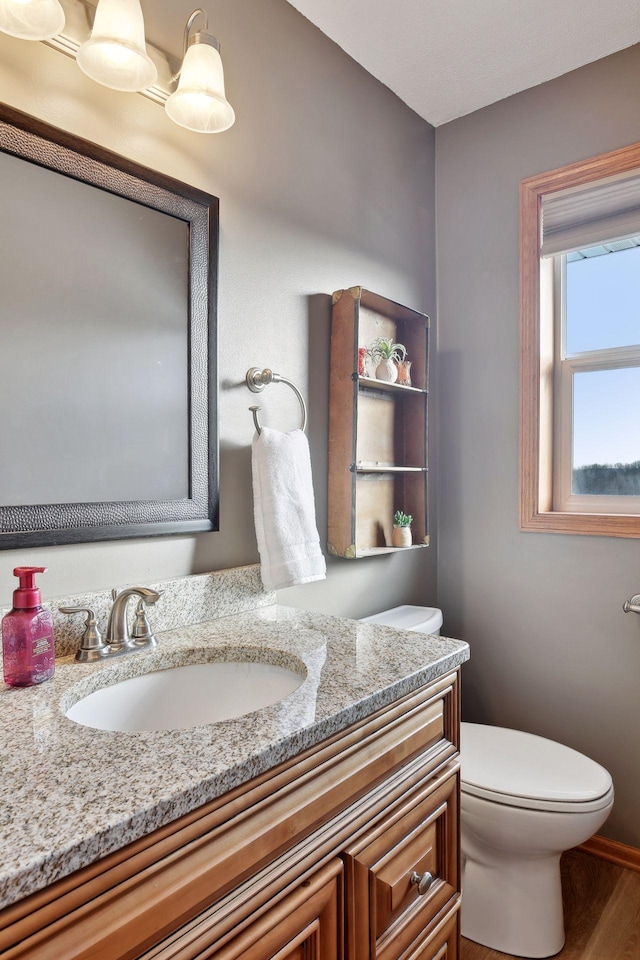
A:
[2,567,55,687]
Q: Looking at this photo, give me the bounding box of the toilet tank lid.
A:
[359,605,443,633]
[460,722,613,804]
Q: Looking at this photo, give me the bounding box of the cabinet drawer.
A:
[344,764,459,960]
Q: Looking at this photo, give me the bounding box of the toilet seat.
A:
[460,722,614,814]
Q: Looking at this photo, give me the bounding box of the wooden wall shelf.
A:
[357,376,427,396]
[354,466,428,474]
[356,544,430,558]
[328,287,430,559]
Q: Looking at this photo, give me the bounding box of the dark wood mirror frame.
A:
[0,105,219,548]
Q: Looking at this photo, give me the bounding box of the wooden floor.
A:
[461,849,640,960]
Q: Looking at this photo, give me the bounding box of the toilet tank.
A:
[359,605,443,635]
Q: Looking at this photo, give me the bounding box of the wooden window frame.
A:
[519,141,640,538]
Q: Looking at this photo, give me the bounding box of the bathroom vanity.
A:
[0,568,468,960]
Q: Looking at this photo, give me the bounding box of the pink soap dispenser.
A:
[2,567,55,687]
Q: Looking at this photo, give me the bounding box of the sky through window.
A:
[566,246,640,469]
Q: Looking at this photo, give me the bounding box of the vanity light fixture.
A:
[165,8,235,134]
[76,0,157,92]
[0,0,235,134]
[0,0,65,41]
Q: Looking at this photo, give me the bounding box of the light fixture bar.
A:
[41,0,177,104]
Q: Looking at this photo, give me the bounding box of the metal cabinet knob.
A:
[410,870,435,895]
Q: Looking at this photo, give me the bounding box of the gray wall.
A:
[436,44,640,846]
[0,0,437,617]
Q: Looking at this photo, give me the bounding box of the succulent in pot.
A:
[368,337,407,383]
[392,510,413,548]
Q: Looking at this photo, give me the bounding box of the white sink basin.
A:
[65,660,305,732]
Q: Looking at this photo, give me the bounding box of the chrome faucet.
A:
[106,587,163,651]
[60,586,164,661]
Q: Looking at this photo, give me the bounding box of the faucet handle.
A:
[130,598,159,650]
[59,606,109,663]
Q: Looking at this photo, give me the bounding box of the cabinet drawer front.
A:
[373,819,438,933]
[344,765,459,960]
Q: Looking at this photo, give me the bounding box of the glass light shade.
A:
[0,0,65,40]
[165,40,235,134]
[76,0,157,92]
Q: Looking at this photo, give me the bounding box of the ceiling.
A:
[285,0,640,126]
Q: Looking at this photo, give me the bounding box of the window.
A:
[555,245,640,514]
[520,143,640,537]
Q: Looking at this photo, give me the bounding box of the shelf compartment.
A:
[356,390,426,473]
[351,471,428,556]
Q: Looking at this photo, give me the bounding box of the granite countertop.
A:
[0,600,469,910]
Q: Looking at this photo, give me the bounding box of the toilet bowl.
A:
[460,722,613,958]
[358,605,614,959]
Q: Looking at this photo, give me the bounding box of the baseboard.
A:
[578,835,640,873]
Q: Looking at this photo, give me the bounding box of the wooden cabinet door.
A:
[218,865,339,960]
[343,765,459,960]
[401,906,459,960]
[141,859,342,960]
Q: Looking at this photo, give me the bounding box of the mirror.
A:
[0,105,218,548]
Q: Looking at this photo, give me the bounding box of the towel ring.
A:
[246,367,307,435]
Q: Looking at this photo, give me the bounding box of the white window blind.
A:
[541,168,640,257]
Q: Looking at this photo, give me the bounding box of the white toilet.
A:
[359,605,614,959]
[460,722,613,958]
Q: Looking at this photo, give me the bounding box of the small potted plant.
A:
[392,510,413,547]
[368,337,407,383]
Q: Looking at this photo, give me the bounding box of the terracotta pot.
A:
[392,525,412,547]
[375,358,398,383]
[396,359,412,386]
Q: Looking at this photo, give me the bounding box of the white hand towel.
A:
[251,426,327,591]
